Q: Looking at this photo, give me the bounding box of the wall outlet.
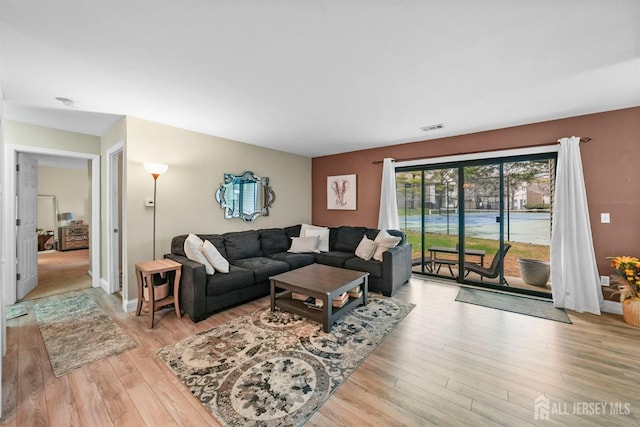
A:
[144,198,155,207]
[600,275,610,286]
[600,213,610,223]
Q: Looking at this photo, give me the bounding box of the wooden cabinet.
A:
[59,225,89,251]
[38,234,49,251]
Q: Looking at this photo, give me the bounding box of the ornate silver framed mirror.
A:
[215,171,275,221]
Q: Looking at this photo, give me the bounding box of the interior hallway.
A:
[23,249,91,301]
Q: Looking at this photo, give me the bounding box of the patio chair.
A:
[464,243,512,286]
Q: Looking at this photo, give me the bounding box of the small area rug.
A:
[6,304,27,320]
[455,287,571,324]
[35,294,137,377]
[157,296,415,426]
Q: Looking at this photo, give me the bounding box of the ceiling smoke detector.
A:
[55,97,80,108]
[420,123,445,132]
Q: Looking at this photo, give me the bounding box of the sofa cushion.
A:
[205,265,255,296]
[171,234,227,258]
[386,229,406,244]
[171,234,189,257]
[355,235,377,261]
[365,228,379,241]
[328,227,340,250]
[284,224,302,240]
[288,236,319,253]
[334,226,368,252]
[224,230,261,260]
[344,257,383,278]
[201,240,230,273]
[266,252,316,270]
[314,251,355,268]
[373,229,402,261]
[300,224,330,252]
[232,257,290,283]
[259,228,290,255]
[184,234,215,275]
[200,234,227,258]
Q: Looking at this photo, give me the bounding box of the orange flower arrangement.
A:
[609,256,640,302]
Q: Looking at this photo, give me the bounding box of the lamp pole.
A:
[144,162,168,260]
[152,173,159,259]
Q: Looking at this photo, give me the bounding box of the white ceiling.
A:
[1,1,639,158]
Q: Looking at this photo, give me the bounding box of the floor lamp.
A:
[143,162,169,260]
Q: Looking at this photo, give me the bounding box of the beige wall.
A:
[4,121,101,154]
[123,117,312,301]
[2,118,312,305]
[38,166,90,223]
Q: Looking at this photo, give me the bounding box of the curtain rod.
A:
[372,137,592,164]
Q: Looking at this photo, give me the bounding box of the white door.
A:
[16,153,38,299]
[107,144,123,293]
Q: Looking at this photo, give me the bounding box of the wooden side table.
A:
[135,259,182,328]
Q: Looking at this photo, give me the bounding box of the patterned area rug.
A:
[6,303,27,320]
[157,296,415,426]
[456,287,572,324]
[35,294,137,377]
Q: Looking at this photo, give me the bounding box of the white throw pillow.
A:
[355,235,377,261]
[201,240,230,273]
[288,236,320,253]
[184,234,215,275]
[372,230,402,261]
[300,223,330,252]
[300,227,329,252]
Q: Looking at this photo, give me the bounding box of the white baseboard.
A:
[99,277,110,293]
[123,298,137,313]
[602,300,623,315]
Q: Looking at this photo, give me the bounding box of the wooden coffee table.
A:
[270,264,369,332]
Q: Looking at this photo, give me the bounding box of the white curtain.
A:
[550,136,603,314]
[378,158,400,230]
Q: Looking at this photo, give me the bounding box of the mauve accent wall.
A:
[312,106,640,275]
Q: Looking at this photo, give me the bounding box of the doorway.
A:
[107,142,123,294]
[3,144,100,306]
[397,152,555,297]
[37,195,58,251]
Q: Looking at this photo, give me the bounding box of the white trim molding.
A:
[3,144,101,305]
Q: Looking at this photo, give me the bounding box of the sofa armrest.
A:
[164,253,208,322]
[381,243,413,296]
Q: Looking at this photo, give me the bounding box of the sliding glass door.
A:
[397,153,555,297]
[461,163,503,285]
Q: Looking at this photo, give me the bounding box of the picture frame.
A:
[327,174,357,210]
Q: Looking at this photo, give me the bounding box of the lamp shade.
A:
[143,162,168,176]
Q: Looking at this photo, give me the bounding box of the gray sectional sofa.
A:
[165,224,412,322]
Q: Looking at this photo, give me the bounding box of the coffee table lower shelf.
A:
[273,292,365,330]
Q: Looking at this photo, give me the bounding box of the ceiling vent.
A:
[420,123,445,132]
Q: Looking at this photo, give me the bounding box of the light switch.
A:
[600,213,610,223]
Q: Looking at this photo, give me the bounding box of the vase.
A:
[517,258,550,287]
[622,299,640,327]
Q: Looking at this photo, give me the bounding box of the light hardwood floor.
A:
[2,277,639,426]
